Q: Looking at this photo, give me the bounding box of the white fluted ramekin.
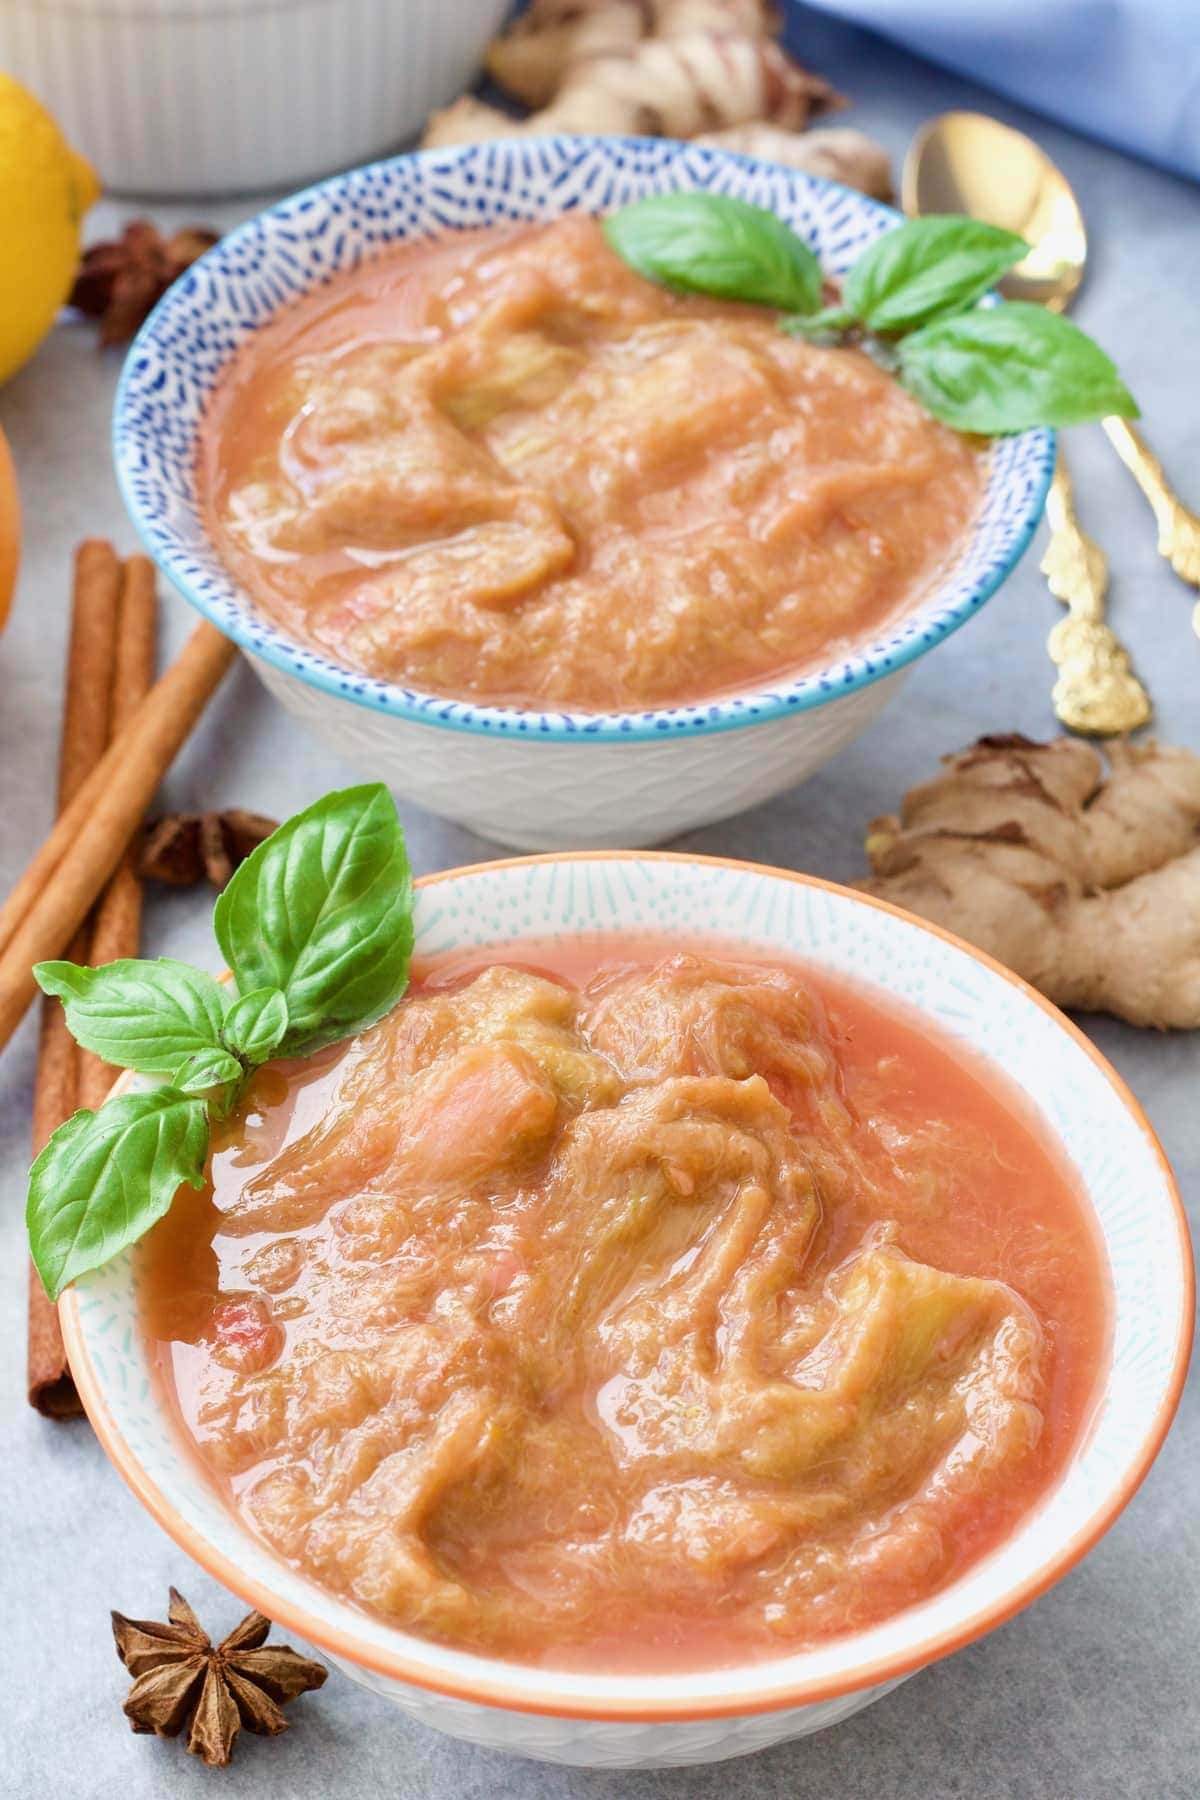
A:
[114,136,1055,846]
[0,0,507,196]
[62,855,1192,1768]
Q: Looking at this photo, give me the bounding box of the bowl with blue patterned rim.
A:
[61,855,1191,1769]
[114,135,1055,851]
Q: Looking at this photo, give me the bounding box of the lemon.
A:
[0,74,99,385]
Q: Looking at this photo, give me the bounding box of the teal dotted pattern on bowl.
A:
[113,134,1056,745]
[71,859,1189,1751]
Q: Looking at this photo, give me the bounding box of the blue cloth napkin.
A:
[793,0,1200,180]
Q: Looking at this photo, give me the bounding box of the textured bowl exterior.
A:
[62,858,1192,1769]
[332,1655,908,1767]
[113,136,1055,844]
[251,655,908,849]
[0,0,507,196]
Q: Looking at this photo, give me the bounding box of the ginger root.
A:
[422,97,524,150]
[860,735,1200,1029]
[486,0,650,109]
[425,3,892,218]
[424,32,841,148]
[693,124,893,199]
[487,1,779,108]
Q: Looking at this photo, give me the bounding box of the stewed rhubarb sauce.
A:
[139,937,1108,1672]
[197,215,983,712]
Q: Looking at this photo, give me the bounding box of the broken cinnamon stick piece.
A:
[28,540,122,1417]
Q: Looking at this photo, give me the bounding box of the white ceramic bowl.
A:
[0,0,507,196]
[62,855,1191,1770]
[114,136,1056,848]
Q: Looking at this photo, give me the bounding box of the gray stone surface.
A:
[1,12,1196,1797]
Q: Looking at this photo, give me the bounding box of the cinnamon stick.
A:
[57,540,123,809]
[79,556,159,1111]
[26,1011,84,1416]
[27,541,122,1417]
[0,620,236,1051]
[42,542,122,1112]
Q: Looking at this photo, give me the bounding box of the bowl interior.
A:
[113,134,1055,745]
[64,856,1190,1720]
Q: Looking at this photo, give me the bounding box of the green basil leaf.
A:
[27,1089,209,1300]
[780,304,854,341]
[34,958,229,1077]
[844,217,1029,333]
[213,784,414,1057]
[897,302,1139,433]
[604,193,823,314]
[223,987,289,1063]
[171,1047,244,1094]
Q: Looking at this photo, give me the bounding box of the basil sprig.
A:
[27,783,414,1301]
[603,196,1137,433]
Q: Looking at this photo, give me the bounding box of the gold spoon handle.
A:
[1101,417,1200,596]
[1040,448,1151,736]
[1043,454,1105,619]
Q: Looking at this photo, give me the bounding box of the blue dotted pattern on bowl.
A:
[113,134,1056,745]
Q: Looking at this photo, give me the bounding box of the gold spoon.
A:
[905,113,1199,728]
[905,114,1200,581]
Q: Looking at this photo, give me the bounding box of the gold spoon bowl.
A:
[903,111,1088,313]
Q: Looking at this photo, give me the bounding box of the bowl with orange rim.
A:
[59,852,1191,1769]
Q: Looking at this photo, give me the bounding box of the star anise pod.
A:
[112,1587,327,1768]
[138,810,278,890]
[71,220,220,347]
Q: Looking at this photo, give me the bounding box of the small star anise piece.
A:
[138,809,278,889]
[112,1587,327,1768]
[71,219,220,347]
